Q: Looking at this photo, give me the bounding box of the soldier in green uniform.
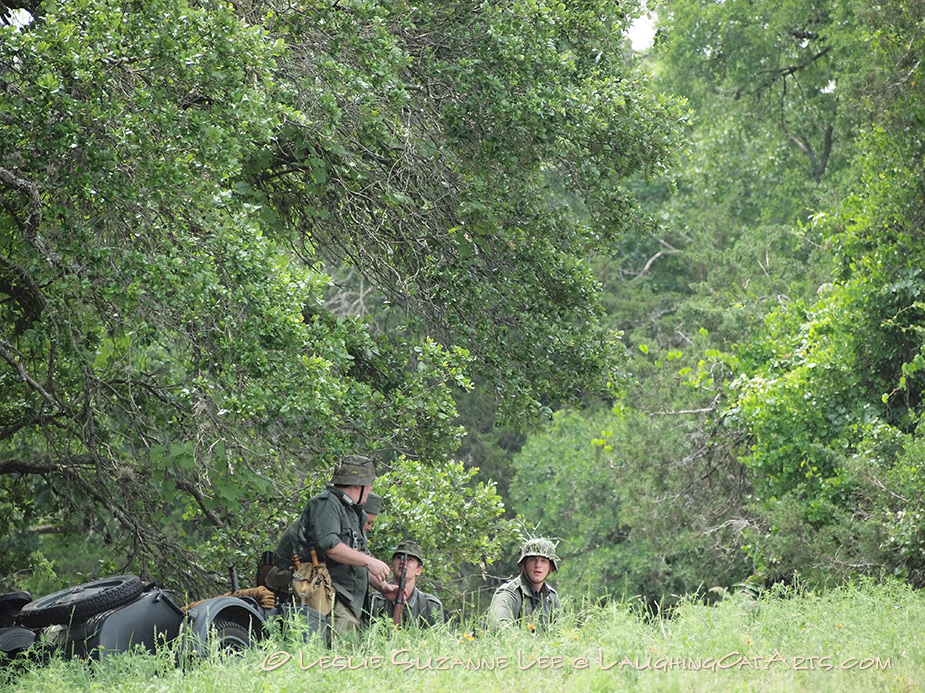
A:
[266,455,397,635]
[364,492,382,534]
[367,539,444,627]
[487,538,561,632]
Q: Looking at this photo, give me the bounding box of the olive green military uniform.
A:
[487,573,560,631]
[487,537,561,632]
[271,522,298,570]
[266,456,377,635]
[368,587,444,627]
[297,487,369,623]
[366,539,444,627]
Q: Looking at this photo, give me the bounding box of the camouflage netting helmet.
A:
[392,539,425,565]
[517,538,560,571]
[330,454,376,486]
[364,491,382,516]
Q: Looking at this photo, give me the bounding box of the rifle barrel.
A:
[393,553,408,626]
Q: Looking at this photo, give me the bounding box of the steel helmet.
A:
[517,537,559,571]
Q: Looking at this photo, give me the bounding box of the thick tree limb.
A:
[0,167,42,240]
[0,254,46,327]
[784,123,834,182]
[175,479,224,528]
[0,454,95,475]
[0,167,82,274]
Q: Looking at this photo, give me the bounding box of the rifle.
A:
[392,552,408,627]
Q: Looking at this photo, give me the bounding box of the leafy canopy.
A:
[0,0,682,592]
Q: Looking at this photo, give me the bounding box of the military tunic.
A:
[271,521,299,570]
[487,573,559,632]
[368,587,444,627]
[292,486,370,619]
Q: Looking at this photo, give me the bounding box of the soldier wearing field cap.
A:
[487,537,561,632]
[271,455,396,635]
[367,539,444,627]
[364,491,382,534]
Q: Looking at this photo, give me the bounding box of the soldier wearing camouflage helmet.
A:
[272,455,397,636]
[487,537,561,632]
[366,539,444,627]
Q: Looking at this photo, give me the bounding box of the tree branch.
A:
[771,47,832,80]
[0,254,46,327]
[0,167,83,274]
[175,479,224,528]
[0,338,60,411]
[0,454,95,476]
[0,167,42,241]
[629,248,680,283]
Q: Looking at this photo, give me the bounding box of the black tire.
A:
[211,619,251,652]
[0,625,35,657]
[18,575,144,629]
[0,591,32,628]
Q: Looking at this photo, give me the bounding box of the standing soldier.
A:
[487,538,560,632]
[367,539,444,627]
[266,455,396,635]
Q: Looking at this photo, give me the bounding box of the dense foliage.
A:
[0,0,682,595]
[731,0,925,585]
[507,0,925,606]
[4,0,923,610]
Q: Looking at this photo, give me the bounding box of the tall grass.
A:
[4,578,923,692]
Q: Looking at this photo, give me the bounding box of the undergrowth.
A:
[4,578,922,692]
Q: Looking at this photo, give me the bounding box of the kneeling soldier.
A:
[367,539,444,627]
[487,537,560,632]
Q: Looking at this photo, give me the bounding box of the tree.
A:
[506,0,925,599]
[0,0,683,593]
[657,0,860,183]
[510,405,753,606]
[720,0,925,585]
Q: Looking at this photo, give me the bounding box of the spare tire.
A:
[211,619,252,652]
[18,575,144,629]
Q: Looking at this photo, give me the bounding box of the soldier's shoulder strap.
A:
[411,590,441,613]
[421,590,443,607]
[496,575,523,595]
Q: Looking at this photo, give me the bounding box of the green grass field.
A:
[4,579,923,692]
